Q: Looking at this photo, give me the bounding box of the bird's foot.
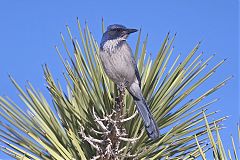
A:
[117,82,126,92]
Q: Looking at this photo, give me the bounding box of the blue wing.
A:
[132,58,141,88]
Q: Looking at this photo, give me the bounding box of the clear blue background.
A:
[0,0,238,159]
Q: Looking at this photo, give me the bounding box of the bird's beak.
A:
[125,28,138,34]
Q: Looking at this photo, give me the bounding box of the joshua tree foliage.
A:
[0,19,239,160]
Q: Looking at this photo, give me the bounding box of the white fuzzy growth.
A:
[102,37,125,53]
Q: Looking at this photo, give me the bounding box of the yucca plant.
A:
[195,112,239,160]
[0,19,238,160]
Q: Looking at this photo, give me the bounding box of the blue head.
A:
[101,24,138,45]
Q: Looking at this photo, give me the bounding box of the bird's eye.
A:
[112,28,121,32]
[109,31,114,36]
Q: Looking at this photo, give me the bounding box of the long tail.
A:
[128,82,159,140]
[135,97,159,140]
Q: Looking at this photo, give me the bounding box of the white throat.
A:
[102,37,125,53]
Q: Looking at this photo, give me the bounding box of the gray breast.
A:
[99,41,136,86]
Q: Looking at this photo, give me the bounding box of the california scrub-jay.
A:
[99,24,159,140]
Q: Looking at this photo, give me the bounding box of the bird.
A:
[99,24,159,140]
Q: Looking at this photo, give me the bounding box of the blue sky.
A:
[0,0,238,159]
